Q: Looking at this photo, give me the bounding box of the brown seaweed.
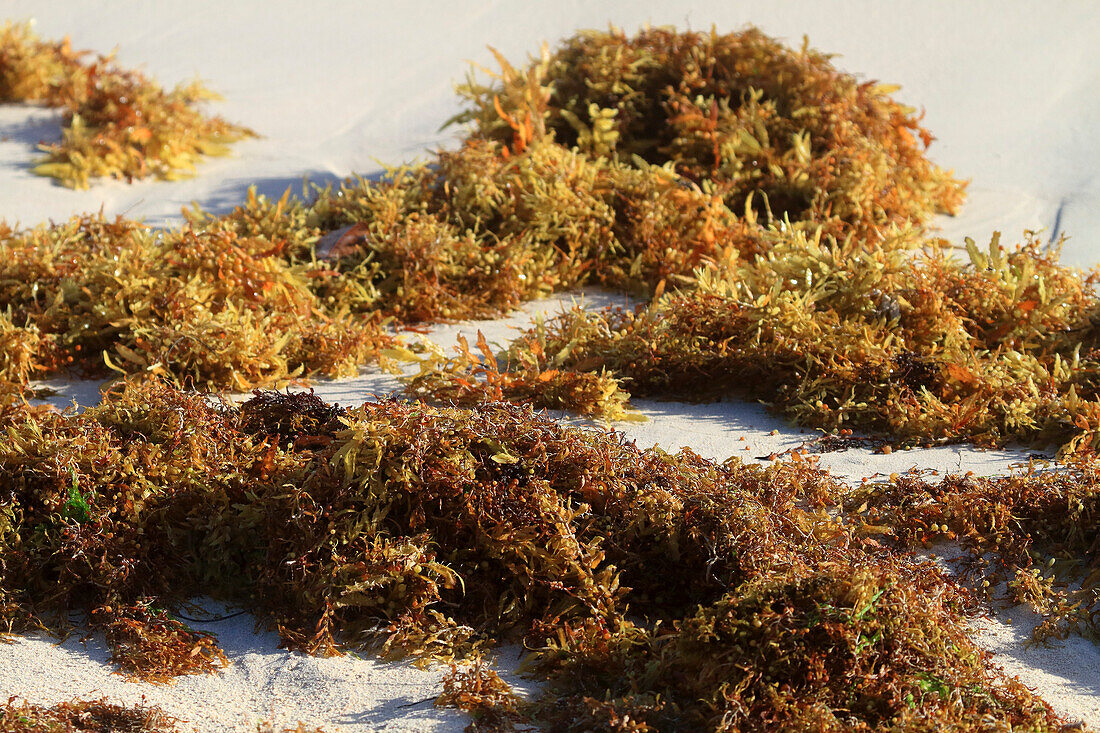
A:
[0,698,178,733]
[0,383,1074,730]
[0,21,254,188]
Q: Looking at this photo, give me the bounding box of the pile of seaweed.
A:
[412,228,1100,452]
[0,384,1066,730]
[453,26,964,240]
[0,23,1097,731]
[0,21,253,188]
[0,25,966,403]
[0,697,178,733]
[0,697,325,733]
[399,27,1100,457]
[0,214,389,394]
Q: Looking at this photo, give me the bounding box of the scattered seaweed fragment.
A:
[0,21,254,188]
[90,601,228,683]
[402,331,638,421]
[254,723,328,733]
[0,698,178,733]
[848,461,1100,643]
[436,660,525,732]
[0,383,1073,730]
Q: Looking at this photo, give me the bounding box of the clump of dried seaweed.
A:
[0,25,973,403]
[191,137,748,305]
[527,565,1057,732]
[0,383,1072,729]
[847,461,1100,643]
[402,331,638,422]
[0,697,178,733]
[437,659,525,733]
[416,228,1100,454]
[238,389,348,449]
[0,21,253,188]
[452,25,965,240]
[0,214,389,393]
[90,601,227,683]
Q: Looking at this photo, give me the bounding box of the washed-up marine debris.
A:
[0,697,179,733]
[0,21,253,188]
[0,383,1069,730]
[399,26,1100,457]
[0,23,1096,732]
[0,25,968,402]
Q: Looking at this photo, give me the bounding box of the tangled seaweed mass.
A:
[0,23,1098,732]
[0,384,1069,730]
[0,697,180,733]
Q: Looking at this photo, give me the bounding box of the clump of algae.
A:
[0,21,254,188]
[452,25,965,240]
[436,659,525,732]
[416,228,1100,452]
[0,214,389,394]
[0,698,178,733]
[0,21,1095,732]
[0,383,1069,730]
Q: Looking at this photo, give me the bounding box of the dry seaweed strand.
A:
[0,21,254,188]
[0,383,1074,730]
[0,697,178,733]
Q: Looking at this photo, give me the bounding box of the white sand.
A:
[0,1,1098,730]
[0,602,536,733]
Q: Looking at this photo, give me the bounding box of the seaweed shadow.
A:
[0,104,64,173]
[178,167,394,222]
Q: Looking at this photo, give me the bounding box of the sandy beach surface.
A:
[0,1,1098,730]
